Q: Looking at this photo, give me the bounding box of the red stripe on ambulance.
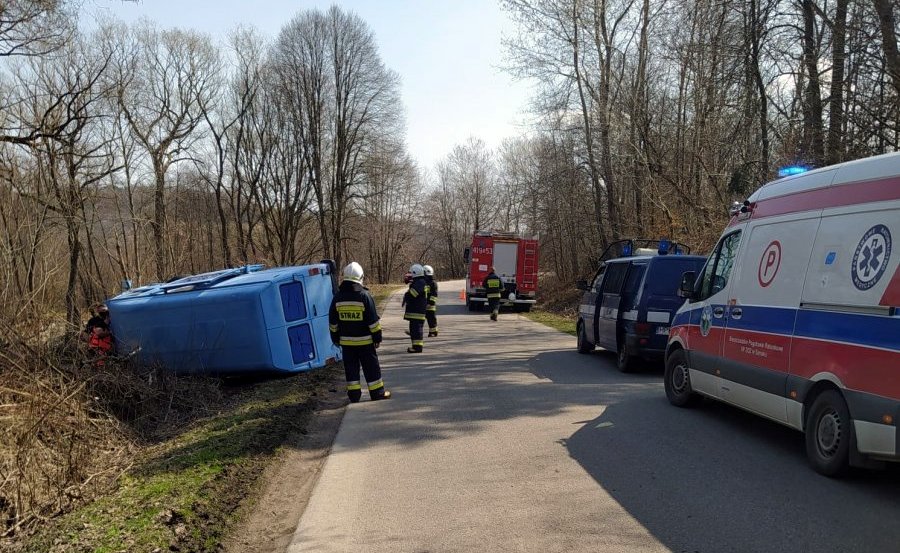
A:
[753,176,900,220]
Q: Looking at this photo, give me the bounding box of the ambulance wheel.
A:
[664,349,700,407]
[576,321,594,354]
[616,339,636,373]
[805,390,852,477]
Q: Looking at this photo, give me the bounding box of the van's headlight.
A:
[508,292,516,301]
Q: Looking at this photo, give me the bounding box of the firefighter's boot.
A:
[428,328,438,337]
[490,312,498,321]
[407,346,423,353]
[372,390,392,400]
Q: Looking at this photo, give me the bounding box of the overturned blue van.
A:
[106,262,342,375]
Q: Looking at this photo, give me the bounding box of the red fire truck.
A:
[463,230,539,312]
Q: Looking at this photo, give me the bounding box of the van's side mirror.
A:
[463,247,470,264]
[678,271,697,299]
[576,279,590,291]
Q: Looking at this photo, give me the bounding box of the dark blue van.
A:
[576,251,706,372]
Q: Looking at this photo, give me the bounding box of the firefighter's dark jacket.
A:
[329,281,382,347]
[425,276,438,311]
[483,272,503,298]
[404,276,429,321]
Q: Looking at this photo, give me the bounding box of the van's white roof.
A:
[749,151,900,203]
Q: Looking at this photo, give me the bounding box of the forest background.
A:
[1,0,898,330]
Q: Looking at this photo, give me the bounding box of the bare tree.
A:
[358,142,422,283]
[115,22,217,280]
[7,35,118,326]
[271,7,402,268]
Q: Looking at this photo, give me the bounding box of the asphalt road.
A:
[289,279,900,553]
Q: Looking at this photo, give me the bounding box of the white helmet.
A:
[409,263,425,278]
[423,264,434,276]
[342,261,364,283]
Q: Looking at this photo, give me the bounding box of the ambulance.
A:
[665,152,900,476]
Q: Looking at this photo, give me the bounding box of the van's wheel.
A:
[805,390,852,477]
[467,299,481,312]
[664,349,700,407]
[616,339,636,373]
[577,321,594,354]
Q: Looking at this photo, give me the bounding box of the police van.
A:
[576,240,705,372]
[666,152,900,476]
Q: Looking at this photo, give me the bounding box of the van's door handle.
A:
[713,307,725,318]
[730,307,742,319]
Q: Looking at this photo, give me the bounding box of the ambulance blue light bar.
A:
[778,165,809,177]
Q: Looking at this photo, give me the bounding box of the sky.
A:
[82,0,535,170]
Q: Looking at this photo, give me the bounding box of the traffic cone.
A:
[459,289,465,300]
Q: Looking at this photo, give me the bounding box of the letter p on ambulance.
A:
[758,240,782,288]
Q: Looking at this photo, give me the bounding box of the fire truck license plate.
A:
[656,326,670,335]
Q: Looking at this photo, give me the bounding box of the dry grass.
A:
[0,322,222,545]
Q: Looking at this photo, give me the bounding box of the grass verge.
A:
[17,367,342,553]
[522,308,577,336]
[368,284,403,310]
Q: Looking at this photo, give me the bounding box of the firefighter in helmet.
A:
[403,263,429,352]
[329,262,391,402]
[423,264,439,337]
[483,267,503,321]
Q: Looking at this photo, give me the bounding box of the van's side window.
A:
[592,267,606,292]
[698,231,742,301]
[602,263,628,294]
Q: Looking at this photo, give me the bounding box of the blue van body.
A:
[576,254,706,371]
[106,263,342,375]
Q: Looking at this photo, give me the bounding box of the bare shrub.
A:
[0,323,222,539]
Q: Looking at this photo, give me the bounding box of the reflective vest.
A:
[329,281,383,347]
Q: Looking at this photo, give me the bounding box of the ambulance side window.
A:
[698,231,742,301]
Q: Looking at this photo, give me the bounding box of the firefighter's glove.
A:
[374,341,381,349]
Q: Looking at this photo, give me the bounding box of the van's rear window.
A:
[621,264,647,311]
[645,260,704,296]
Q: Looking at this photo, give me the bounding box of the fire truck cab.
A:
[464,231,539,312]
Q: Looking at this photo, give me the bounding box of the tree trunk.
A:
[801,0,824,165]
[152,155,168,280]
[826,0,848,165]
[873,0,900,98]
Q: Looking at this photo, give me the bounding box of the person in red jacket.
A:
[83,304,113,364]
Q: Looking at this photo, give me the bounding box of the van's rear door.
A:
[596,262,629,350]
